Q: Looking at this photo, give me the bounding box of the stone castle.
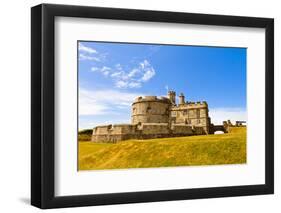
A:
[91,91,228,143]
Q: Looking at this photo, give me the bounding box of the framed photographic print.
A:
[31,3,274,209]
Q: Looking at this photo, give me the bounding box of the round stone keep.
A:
[131,96,172,124]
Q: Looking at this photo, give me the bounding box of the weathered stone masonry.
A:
[91,90,227,143]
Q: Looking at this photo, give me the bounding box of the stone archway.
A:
[214,130,225,134]
[212,125,227,134]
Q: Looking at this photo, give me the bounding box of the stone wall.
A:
[92,123,206,143]
[171,124,193,136]
[91,124,138,143]
[131,96,171,124]
[171,101,210,134]
[140,123,169,134]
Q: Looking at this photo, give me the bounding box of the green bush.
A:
[78,129,93,141]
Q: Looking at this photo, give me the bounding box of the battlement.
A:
[133,96,171,104]
[167,90,176,95]
[171,101,208,110]
[186,101,208,107]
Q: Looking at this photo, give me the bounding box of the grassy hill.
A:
[78,127,246,171]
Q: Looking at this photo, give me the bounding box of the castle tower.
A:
[179,93,185,105]
[167,90,176,105]
[131,96,171,124]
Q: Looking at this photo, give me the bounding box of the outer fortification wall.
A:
[91,124,138,143]
[171,124,193,135]
[92,123,206,143]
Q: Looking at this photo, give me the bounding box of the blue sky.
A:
[78,41,247,129]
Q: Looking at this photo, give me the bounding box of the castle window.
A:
[189,110,194,117]
[197,109,200,118]
[171,111,177,117]
[146,106,151,113]
[200,109,206,117]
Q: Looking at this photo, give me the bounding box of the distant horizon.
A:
[78,41,247,130]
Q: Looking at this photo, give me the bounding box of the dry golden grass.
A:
[78,127,246,171]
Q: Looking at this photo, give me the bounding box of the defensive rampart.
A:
[92,123,205,143]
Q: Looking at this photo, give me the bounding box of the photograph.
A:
[30,3,274,209]
[78,41,247,171]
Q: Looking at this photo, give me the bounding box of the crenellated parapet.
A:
[133,96,171,104]
[185,101,208,108]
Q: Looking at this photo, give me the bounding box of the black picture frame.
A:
[31,3,274,209]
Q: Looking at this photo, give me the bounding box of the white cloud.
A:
[109,60,156,88]
[91,66,111,76]
[115,81,141,89]
[89,59,156,89]
[115,80,128,88]
[140,67,155,82]
[128,68,140,78]
[78,43,107,62]
[79,117,130,130]
[78,43,97,54]
[209,107,247,125]
[110,71,123,78]
[79,53,100,61]
[79,93,108,116]
[140,59,149,69]
[91,67,99,72]
[100,66,111,76]
[101,66,111,71]
[79,88,143,116]
[138,60,156,82]
[128,82,141,88]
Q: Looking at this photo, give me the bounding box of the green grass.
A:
[78,127,246,170]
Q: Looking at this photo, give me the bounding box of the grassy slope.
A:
[78,127,246,170]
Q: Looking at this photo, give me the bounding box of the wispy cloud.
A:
[139,60,155,82]
[79,116,131,130]
[90,59,156,89]
[79,88,144,116]
[79,53,100,61]
[79,43,98,54]
[91,66,111,76]
[78,43,107,62]
[209,107,247,125]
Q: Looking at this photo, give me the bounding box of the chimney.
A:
[167,90,176,105]
[179,93,185,105]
